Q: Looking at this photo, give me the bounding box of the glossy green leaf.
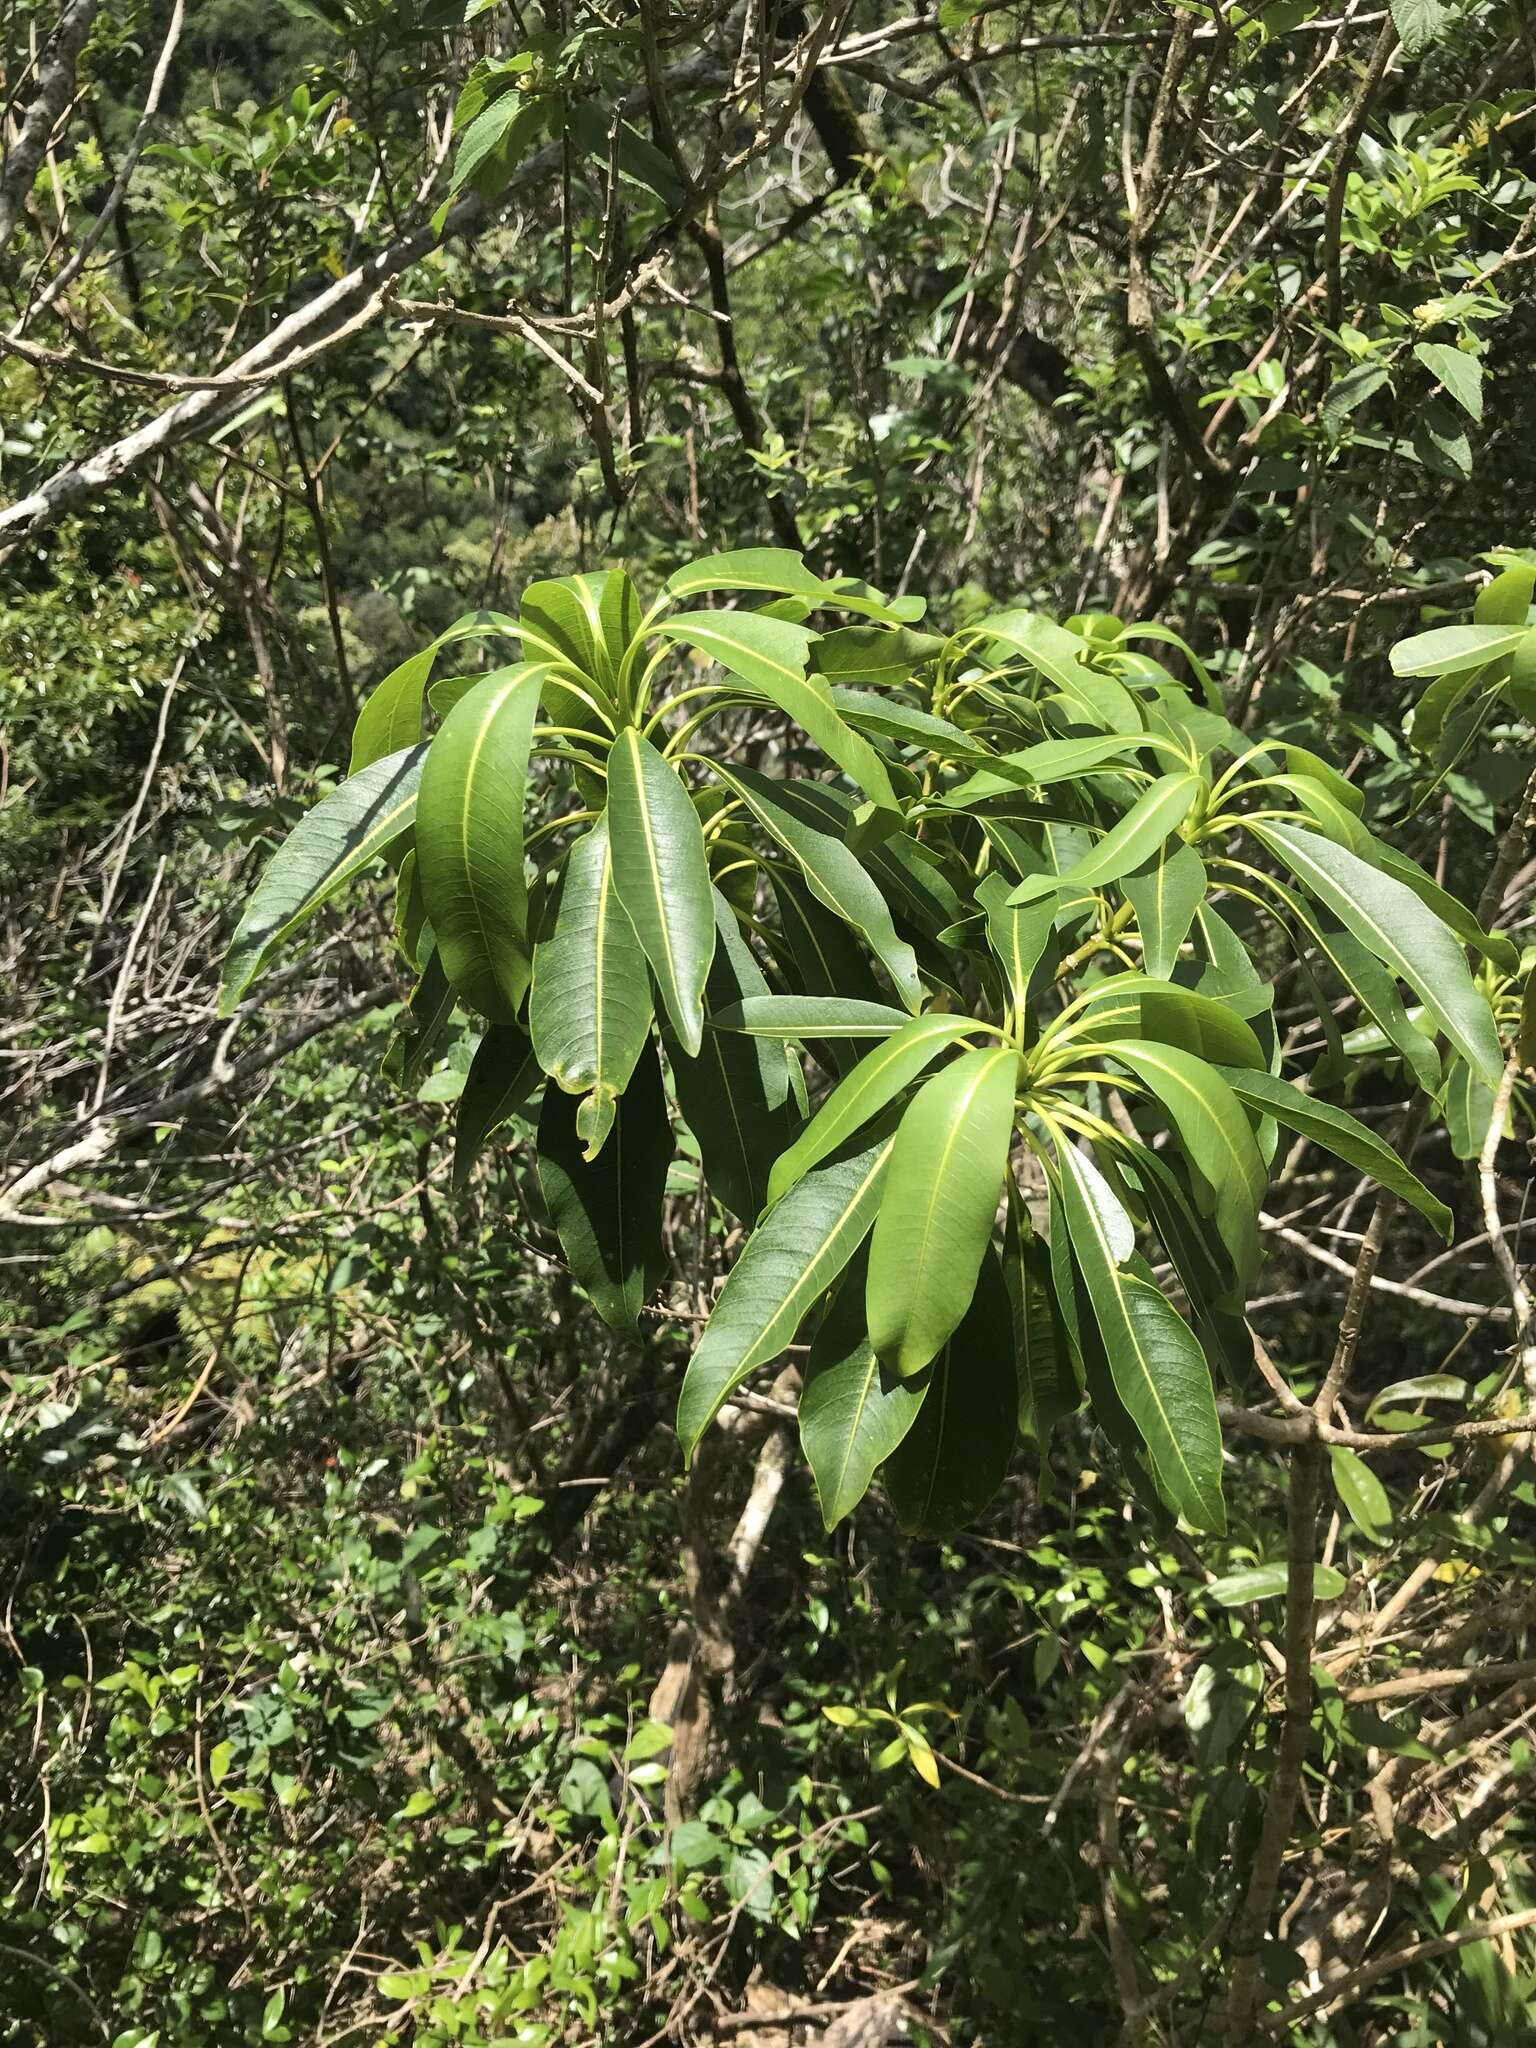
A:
[1097,1038,1266,1284]
[1007,773,1202,906]
[529,817,652,1149]
[1388,622,1527,679]
[814,626,947,690]
[664,549,916,623]
[668,896,798,1221]
[453,1023,541,1188]
[969,610,1141,730]
[350,644,435,772]
[1073,975,1266,1070]
[1215,1066,1451,1236]
[712,995,911,1039]
[882,1248,1017,1539]
[1330,1445,1392,1544]
[1054,1141,1225,1533]
[1250,819,1502,1083]
[658,610,897,809]
[1204,1563,1345,1606]
[799,1245,927,1529]
[1123,839,1206,978]
[677,1127,896,1456]
[606,728,716,1057]
[765,1013,976,1211]
[866,1047,1017,1377]
[1413,340,1482,422]
[941,733,1150,810]
[537,1040,672,1333]
[222,744,426,1012]
[971,873,1056,1011]
[826,686,962,753]
[769,871,889,1075]
[713,765,923,1009]
[416,665,544,1021]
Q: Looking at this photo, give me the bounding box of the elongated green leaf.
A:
[1008,774,1202,906]
[351,645,436,772]
[677,1128,896,1455]
[1098,1038,1266,1284]
[518,570,639,694]
[416,665,544,1021]
[222,744,427,1012]
[1366,842,1518,971]
[882,1248,1017,1539]
[1216,1066,1451,1236]
[537,1040,672,1334]
[1124,840,1207,978]
[664,549,918,624]
[713,764,922,1008]
[826,685,963,751]
[1003,1182,1078,1447]
[765,1013,976,1211]
[799,1245,927,1529]
[712,995,911,1039]
[1204,1563,1345,1606]
[1055,1142,1225,1533]
[1388,622,1527,679]
[529,817,652,1145]
[814,626,947,691]
[1441,1053,1498,1163]
[606,729,716,1057]
[1074,975,1265,1070]
[866,1047,1017,1377]
[968,610,1141,731]
[974,872,1058,1009]
[941,733,1150,809]
[659,610,897,810]
[453,1023,541,1188]
[1250,819,1502,1083]
[1330,1445,1392,1544]
[668,895,798,1222]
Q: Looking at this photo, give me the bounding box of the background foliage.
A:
[3,0,1536,2042]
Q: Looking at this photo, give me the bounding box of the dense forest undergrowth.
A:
[4,0,1536,2042]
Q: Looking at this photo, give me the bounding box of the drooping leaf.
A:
[1054,1140,1225,1533]
[222,744,427,1012]
[453,1023,541,1188]
[606,729,716,1057]
[664,549,917,624]
[1123,838,1207,979]
[765,1013,977,1211]
[1250,820,1503,1083]
[537,1040,672,1333]
[713,764,923,1008]
[676,1127,896,1455]
[866,1047,1018,1377]
[882,1247,1018,1539]
[799,1245,927,1529]
[416,665,545,1021]
[668,896,798,1221]
[529,817,652,1148]
[769,871,889,1075]
[383,946,456,1089]
[1216,1066,1451,1236]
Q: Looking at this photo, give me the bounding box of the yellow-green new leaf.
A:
[221,743,426,1013]
[416,665,545,1021]
[866,1047,1017,1377]
[606,729,716,1057]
